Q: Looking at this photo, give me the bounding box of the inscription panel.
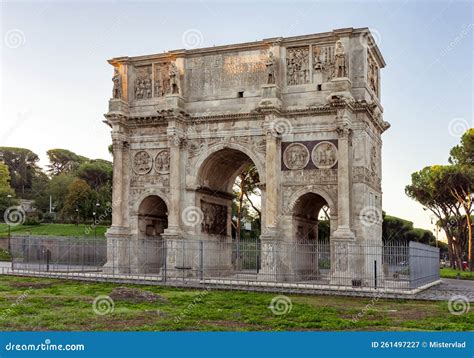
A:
[185,51,267,99]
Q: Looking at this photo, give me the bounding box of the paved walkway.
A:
[414,278,474,301]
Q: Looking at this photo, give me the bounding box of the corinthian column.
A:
[262,115,281,237]
[111,133,127,227]
[332,110,355,240]
[164,126,184,235]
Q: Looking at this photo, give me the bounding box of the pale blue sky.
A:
[1,0,473,232]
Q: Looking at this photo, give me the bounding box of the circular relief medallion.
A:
[155,150,170,173]
[312,141,338,169]
[283,143,310,170]
[133,150,152,175]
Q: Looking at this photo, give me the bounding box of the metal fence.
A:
[5,236,440,292]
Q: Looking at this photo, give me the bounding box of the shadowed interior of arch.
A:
[137,195,168,273]
[291,192,331,280]
[292,192,330,242]
[196,147,262,272]
[198,147,260,193]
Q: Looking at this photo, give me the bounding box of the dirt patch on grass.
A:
[109,287,169,304]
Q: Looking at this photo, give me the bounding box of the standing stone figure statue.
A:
[266,51,276,84]
[334,40,347,78]
[112,68,122,99]
[169,62,180,95]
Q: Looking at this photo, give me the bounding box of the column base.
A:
[104,226,131,274]
[332,226,355,240]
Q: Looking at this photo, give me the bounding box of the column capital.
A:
[111,133,129,151]
[263,116,286,139]
[336,122,353,140]
[166,128,187,148]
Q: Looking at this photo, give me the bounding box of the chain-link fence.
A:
[3,236,439,292]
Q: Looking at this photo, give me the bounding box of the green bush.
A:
[42,212,56,223]
[24,217,41,226]
[0,249,11,261]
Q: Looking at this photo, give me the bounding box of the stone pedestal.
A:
[108,99,129,114]
[161,94,185,110]
[324,77,354,103]
[258,84,282,109]
[103,226,131,274]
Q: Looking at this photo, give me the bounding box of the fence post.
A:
[163,240,167,283]
[374,260,377,289]
[46,249,51,272]
[199,240,204,281]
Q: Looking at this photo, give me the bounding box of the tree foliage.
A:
[406,128,474,270]
[0,147,41,197]
[46,149,88,176]
[77,159,112,190]
[62,178,93,221]
[0,160,17,218]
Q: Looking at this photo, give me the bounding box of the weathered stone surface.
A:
[104,28,389,286]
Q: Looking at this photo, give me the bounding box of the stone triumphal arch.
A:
[104,28,390,286]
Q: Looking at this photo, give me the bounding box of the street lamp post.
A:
[430,216,439,248]
[75,208,79,227]
[93,211,96,238]
[93,202,100,238]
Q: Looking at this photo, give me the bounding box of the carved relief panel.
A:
[282,140,338,170]
[312,45,335,81]
[286,47,310,85]
[312,141,338,169]
[155,150,170,173]
[201,200,227,235]
[133,150,153,175]
[154,63,170,97]
[130,149,171,191]
[134,66,152,100]
[283,143,309,170]
[367,53,379,96]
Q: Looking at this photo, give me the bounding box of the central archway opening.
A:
[291,192,331,281]
[197,147,261,275]
[137,195,168,274]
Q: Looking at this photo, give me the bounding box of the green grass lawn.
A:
[0,223,108,238]
[0,275,472,331]
[440,267,474,280]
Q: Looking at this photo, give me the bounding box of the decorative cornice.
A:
[108,27,384,67]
